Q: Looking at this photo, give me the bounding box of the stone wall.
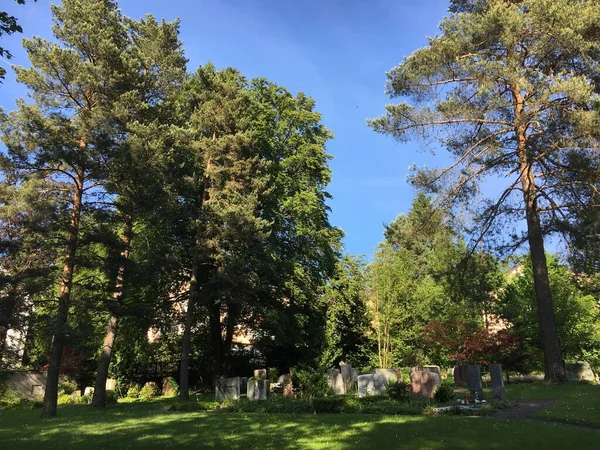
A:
[1,370,47,399]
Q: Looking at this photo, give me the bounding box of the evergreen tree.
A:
[369,0,600,381]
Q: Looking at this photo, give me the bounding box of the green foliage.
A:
[267,368,279,383]
[223,396,313,414]
[57,394,75,406]
[500,255,600,372]
[433,385,455,404]
[386,382,412,402]
[105,390,118,405]
[0,388,21,408]
[58,381,78,396]
[290,367,332,399]
[79,393,93,405]
[126,384,141,399]
[139,383,160,401]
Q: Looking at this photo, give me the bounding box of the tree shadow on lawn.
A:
[1,404,599,449]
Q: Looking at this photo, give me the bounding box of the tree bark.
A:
[92,215,133,407]
[42,164,85,417]
[511,84,566,383]
[179,156,211,400]
[223,302,239,373]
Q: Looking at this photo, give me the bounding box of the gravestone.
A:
[161,378,177,397]
[453,365,468,385]
[490,364,505,400]
[253,369,267,379]
[372,368,398,384]
[410,370,440,398]
[565,362,595,382]
[340,364,353,391]
[106,378,117,391]
[84,386,95,396]
[357,374,387,398]
[71,390,81,400]
[247,379,269,401]
[215,377,241,401]
[239,377,248,395]
[327,369,345,395]
[467,365,483,401]
[422,365,441,378]
[351,368,359,384]
[31,385,44,398]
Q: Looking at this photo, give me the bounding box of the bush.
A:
[58,381,78,396]
[291,367,332,399]
[0,388,21,408]
[313,396,362,414]
[268,368,279,383]
[228,396,313,414]
[57,394,76,406]
[361,399,424,415]
[386,381,412,402]
[434,384,455,404]
[139,383,160,400]
[78,392,93,404]
[126,384,141,399]
[170,399,221,412]
[105,390,118,404]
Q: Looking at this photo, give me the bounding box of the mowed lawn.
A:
[1,383,600,450]
[503,381,600,428]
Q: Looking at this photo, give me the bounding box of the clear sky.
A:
[1,0,456,258]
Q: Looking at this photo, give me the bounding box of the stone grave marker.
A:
[358,373,387,398]
[247,379,269,401]
[490,364,505,400]
[467,365,483,401]
[71,390,81,400]
[161,378,177,397]
[565,362,595,382]
[410,370,440,398]
[453,365,468,385]
[84,386,95,396]
[240,377,248,395]
[351,368,359,384]
[340,364,353,391]
[253,369,267,379]
[106,378,117,391]
[371,368,398,384]
[327,369,345,395]
[215,377,241,401]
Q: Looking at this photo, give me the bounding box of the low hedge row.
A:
[169,395,429,415]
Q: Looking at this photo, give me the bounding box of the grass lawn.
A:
[502,381,600,427]
[1,394,599,450]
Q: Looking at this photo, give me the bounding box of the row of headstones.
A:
[70,378,119,399]
[215,369,294,401]
[454,363,505,400]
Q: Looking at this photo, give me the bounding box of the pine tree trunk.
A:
[179,262,198,401]
[512,84,566,383]
[209,301,223,377]
[223,303,239,373]
[92,215,133,407]
[179,156,211,399]
[42,165,85,418]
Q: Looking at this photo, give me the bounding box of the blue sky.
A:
[1,0,457,258]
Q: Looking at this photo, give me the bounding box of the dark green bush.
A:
[57,394,76,406]
[105,390,118,404]
[291,367,332,399]
[434,384,455,404]
[0,388,22,408]
[313,396,350,413]
[139,383,160,400]
[386,381,412,402]
[170,400,221,412]
[361,400,424,415]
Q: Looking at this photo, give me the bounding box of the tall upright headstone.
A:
[467,365,483,401]
[490,364,505,400]
[327,368,345,395]
[410,370,441,398]
[340,364,353,391]
[247,379,269,401]
[253,369,267,379]
[215,377,241,401]
[371,368,398,384]
[453,365,468,385]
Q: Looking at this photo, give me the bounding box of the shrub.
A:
[58,381,78,396]
[57,394,76,406]
[126,384,141,399]
[139,383,160,400]
[78,392,93,404]
[360,399,424,415]
[0,388,21,408]
[313,396,362,414]
[105,390,118,404]
[229,396,313,414]
[268,368,279,383]
[434,384,455,404]
[386,381,412,402]
[170,400,221,412]
[291,367,332,399]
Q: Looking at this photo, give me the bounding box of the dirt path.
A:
[490,400,600,432]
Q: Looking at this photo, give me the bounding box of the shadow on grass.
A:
[1,398,599,449]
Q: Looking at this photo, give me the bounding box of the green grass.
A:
[502,381,600,427]
[0,395,598,449]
